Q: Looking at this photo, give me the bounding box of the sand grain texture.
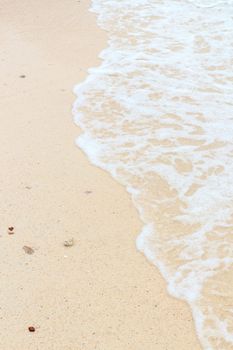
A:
[0,1,201,349]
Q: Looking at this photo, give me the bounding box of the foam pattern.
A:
[73,1,233,348]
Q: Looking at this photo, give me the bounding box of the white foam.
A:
[73,1,233,348]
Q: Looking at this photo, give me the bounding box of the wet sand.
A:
[0,1,202,349]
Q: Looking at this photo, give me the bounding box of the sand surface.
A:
[0,1,202,349]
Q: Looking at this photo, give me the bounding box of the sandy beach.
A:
[0,1,202,349]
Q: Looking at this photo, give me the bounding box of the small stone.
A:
[28,326,35,332]
[8,227,14,234]
[84,190,92,194]
[20,75,26,78]
[23,246,34,255]
[63,238,74,247]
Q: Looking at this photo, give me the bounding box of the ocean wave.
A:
[73,1,233,348]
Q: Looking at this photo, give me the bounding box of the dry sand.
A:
[0,1,202,349]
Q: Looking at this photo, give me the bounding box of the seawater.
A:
[73,1,233,348]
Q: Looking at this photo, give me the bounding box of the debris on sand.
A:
[23,246,34,255]
[63,238,74,247]
[28,326,35,332]
[84,190,92,194]
[8,227,15,235]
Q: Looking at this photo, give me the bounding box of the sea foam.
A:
[73,1,233,348]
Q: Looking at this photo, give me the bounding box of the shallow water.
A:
[73,1,233,348]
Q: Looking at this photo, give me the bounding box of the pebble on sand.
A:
[23,246,35,255]
[28,326,35,332]
[8,227,15,235]
[63,238,74,247]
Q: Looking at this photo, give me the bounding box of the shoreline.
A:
[0,1,201,349]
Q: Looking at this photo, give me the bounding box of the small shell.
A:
[28,326,35,332]
[8,226,15,234]
[23,246,34,255]
[63,238,74,247]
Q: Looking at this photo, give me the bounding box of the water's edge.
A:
[73,1,233,349]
